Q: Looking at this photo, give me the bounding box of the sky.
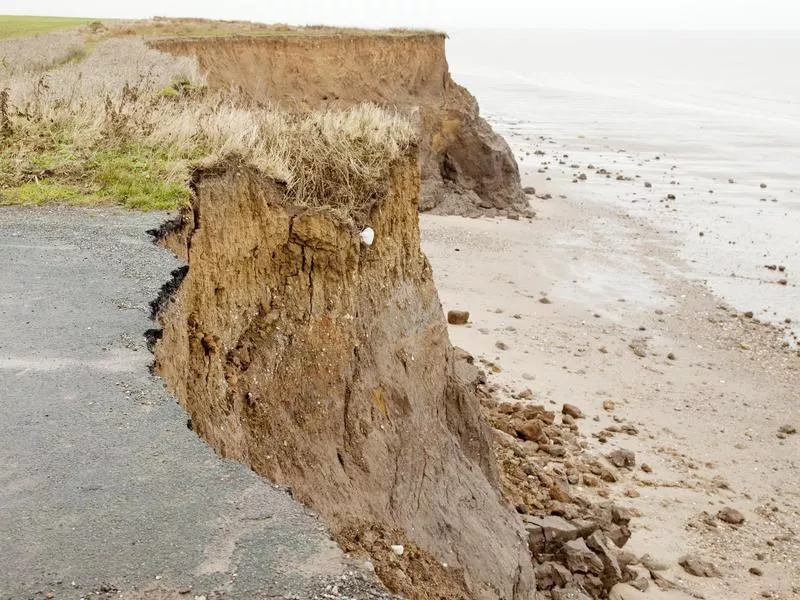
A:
[4,0,800,30]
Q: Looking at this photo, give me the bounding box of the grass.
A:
[0,181,85,205]
[1,19,418,215]
[101,18,442,40]
[0,16,95,39]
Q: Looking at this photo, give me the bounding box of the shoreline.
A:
[421,165,800,597]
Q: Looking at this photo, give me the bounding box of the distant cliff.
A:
[151,34,530,217]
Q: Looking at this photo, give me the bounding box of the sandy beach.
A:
[421,148,799,599]
[415,30,800,597]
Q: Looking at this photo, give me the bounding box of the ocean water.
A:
[446,30,800,338]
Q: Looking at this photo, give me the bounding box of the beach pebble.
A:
[447,310,469,325]
[717,507,746,525]
[679,555,720,577]
[606,449,636,468]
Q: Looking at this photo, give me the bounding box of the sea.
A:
[446,30,800,339]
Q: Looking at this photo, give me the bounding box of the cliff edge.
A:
[152,153,535,598]
[150,34,530,217]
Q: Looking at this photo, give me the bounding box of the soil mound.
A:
[151,155,535,599]
[150,34,530,217]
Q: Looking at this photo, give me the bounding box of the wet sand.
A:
[447,29,800,339]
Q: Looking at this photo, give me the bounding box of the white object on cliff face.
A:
[360,226,375,246]
[390,544,404,556]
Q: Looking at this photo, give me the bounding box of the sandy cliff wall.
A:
[152,155,535,599]
[151,35,529,217]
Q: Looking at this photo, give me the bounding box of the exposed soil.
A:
[150,156,535,600]
[151,34,530,218]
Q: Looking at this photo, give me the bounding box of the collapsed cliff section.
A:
[151,153,535,599]
[150,34,530,218]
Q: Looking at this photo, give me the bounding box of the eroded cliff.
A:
[152,154,535,599]
[150,34,529,217]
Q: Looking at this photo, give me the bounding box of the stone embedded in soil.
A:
[640,464,652,473]
[524,186,536,195]
[563,404,584,419]
[539,296,552,304]
[779,424,797,435]
[447,310,470,325]
[603,400,615,411]
[717,507,746,525]
[749,567,763,576]
[679,555,720,578]
[606,449,636,469]
[495,341,509,350]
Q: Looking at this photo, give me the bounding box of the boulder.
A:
[561,538,604,575]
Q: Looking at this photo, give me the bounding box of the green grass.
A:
[0,15,95,39]
[0,143,191,211]
[89,147,190,210]
[0,181,86,205]
[108,18,442,39]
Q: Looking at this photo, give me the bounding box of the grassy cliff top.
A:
[0,15,96,38]
[0,15,442,41]
[118,19,444,39]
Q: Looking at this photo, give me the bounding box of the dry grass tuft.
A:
[1,35,416,216]
[97,17,442,40]
[0,31,87,76]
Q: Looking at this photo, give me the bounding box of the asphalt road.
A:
[0,207,389,600]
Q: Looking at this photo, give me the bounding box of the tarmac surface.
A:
[0,206,391,600]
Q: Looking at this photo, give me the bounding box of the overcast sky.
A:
[5,0,800,30]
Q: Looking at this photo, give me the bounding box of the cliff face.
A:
[151,35,529,217]
[153,156,535,599]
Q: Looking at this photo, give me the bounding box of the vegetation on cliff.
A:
[0,32,415,214]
